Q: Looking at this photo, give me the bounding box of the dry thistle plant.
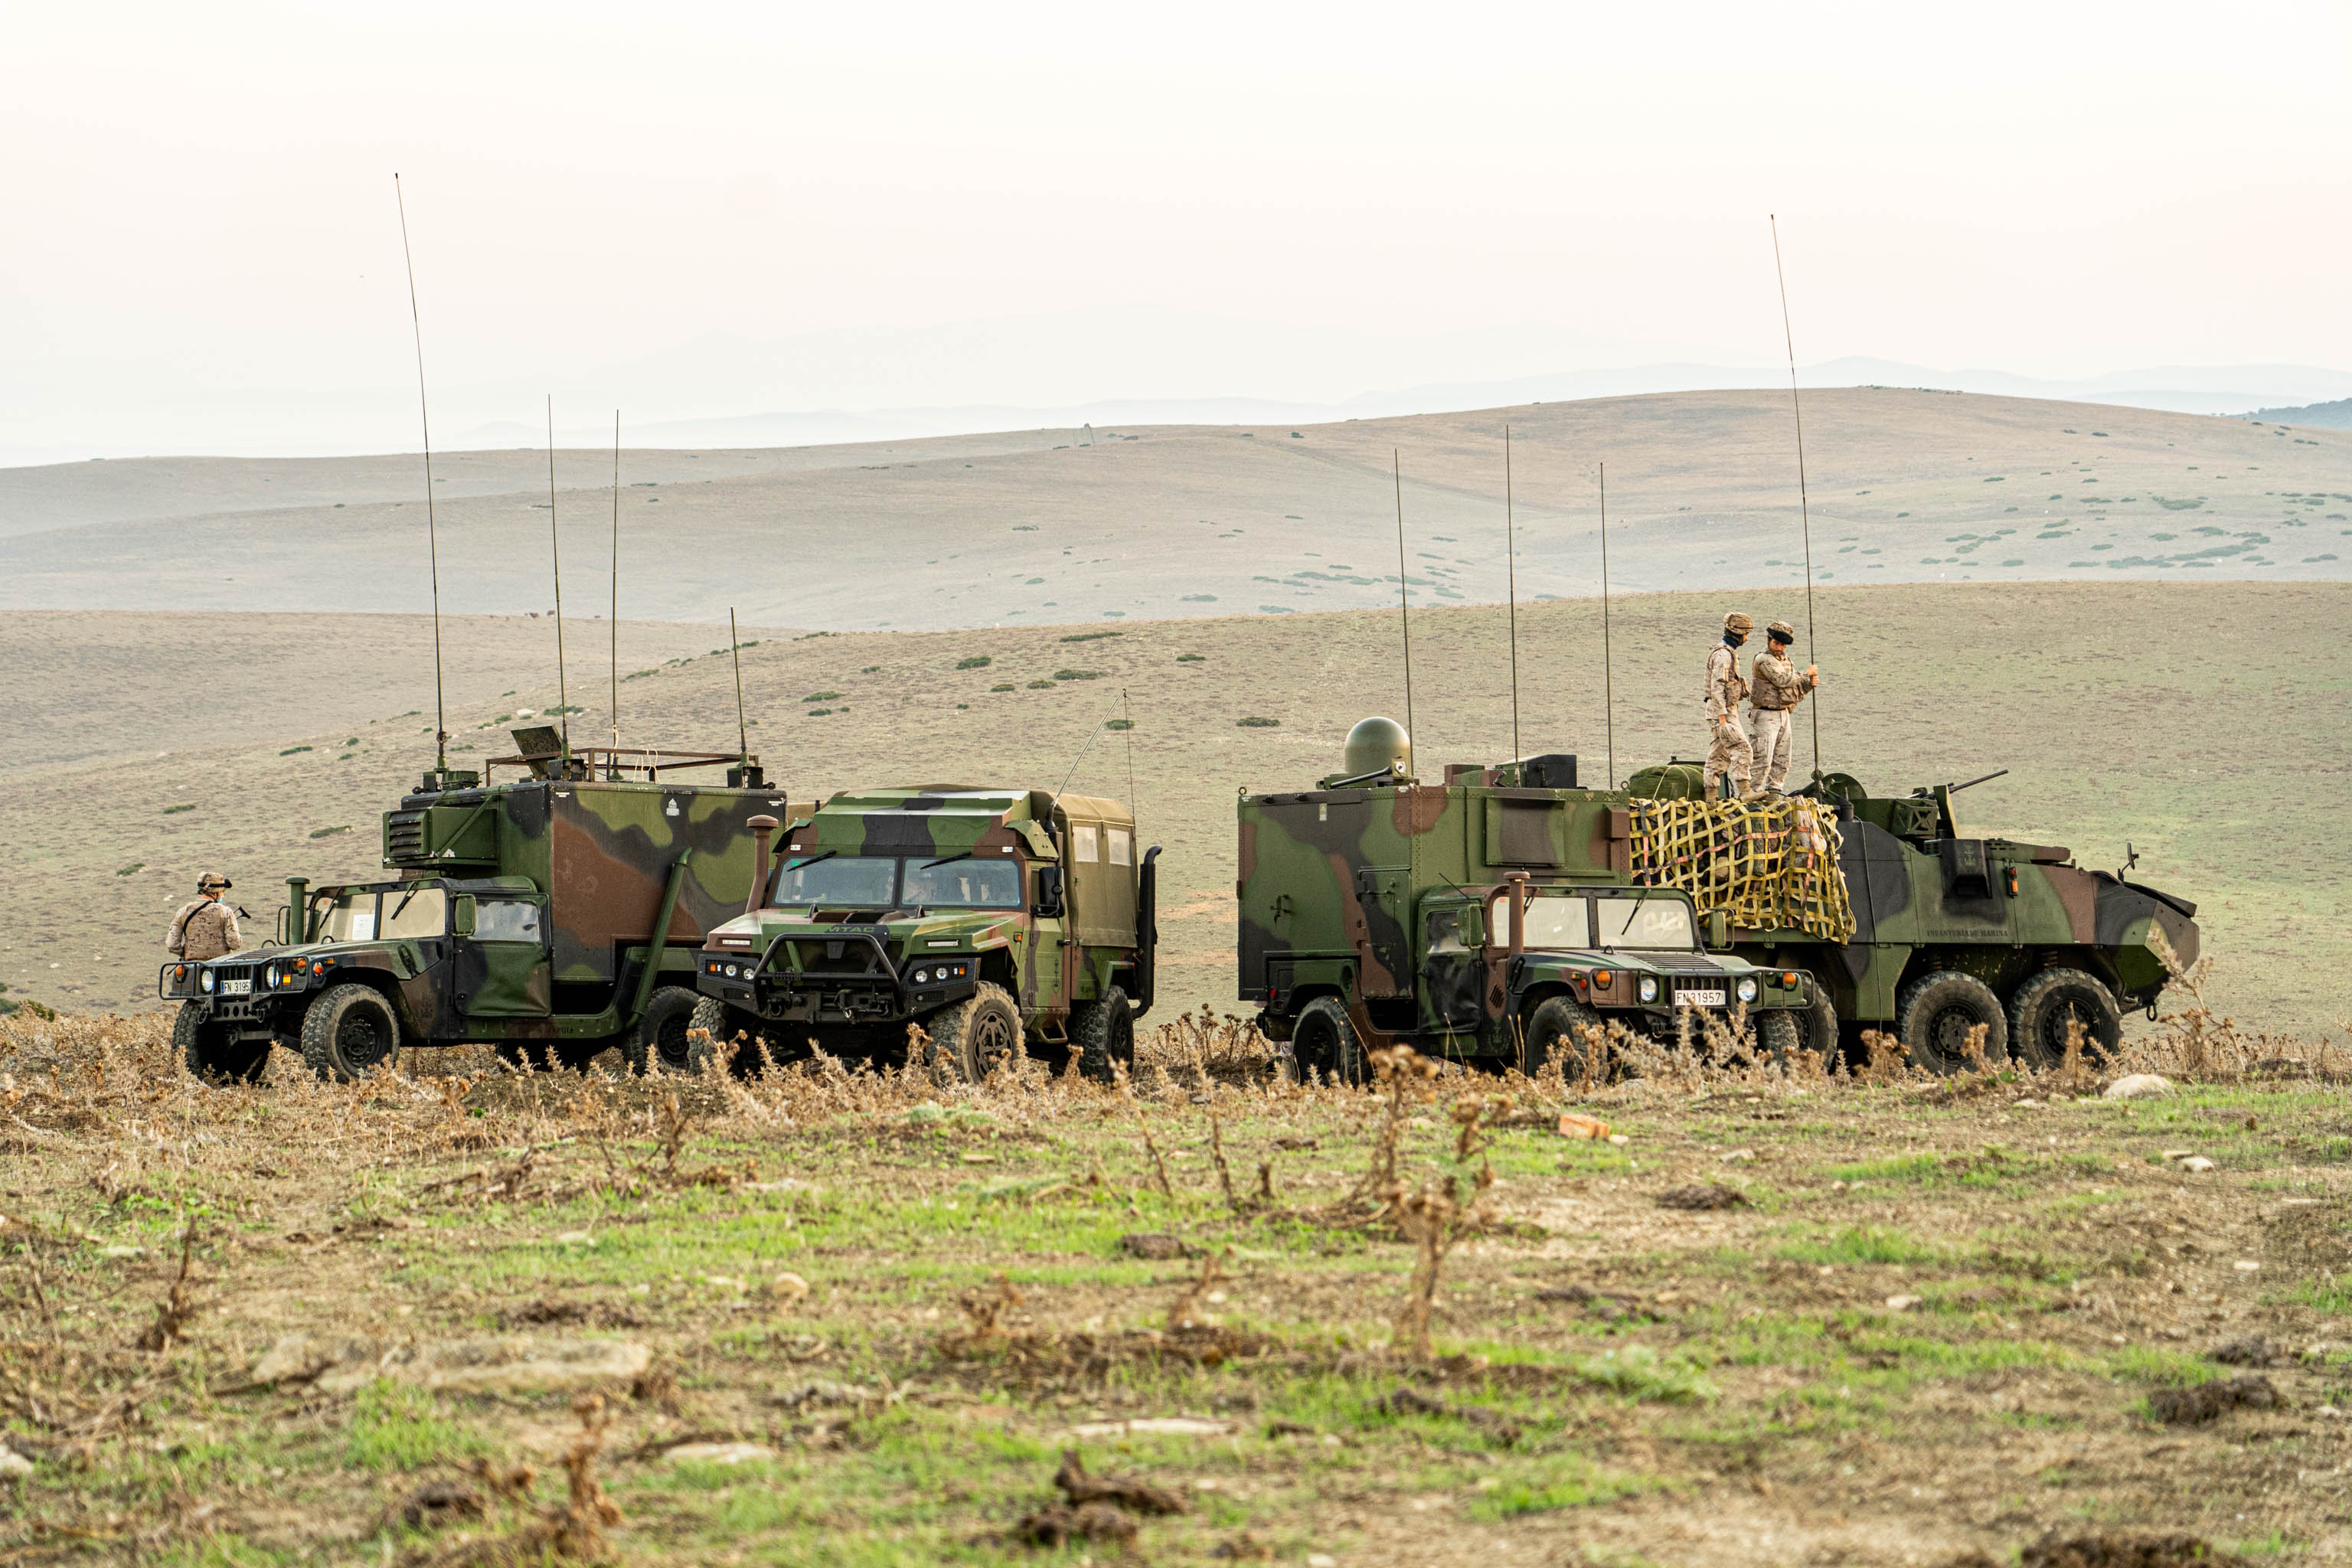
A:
[133,1223,201,1354]
[1385,1097,1499,1361]
[1207,1108,1246,1214]
[1166,1248,1230,1331]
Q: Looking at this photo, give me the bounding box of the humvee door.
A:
[456,894,552,1018]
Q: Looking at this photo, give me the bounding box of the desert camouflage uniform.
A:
[1746,648,1818,792]
[1703,643,1752,798]
[167,900,241,962]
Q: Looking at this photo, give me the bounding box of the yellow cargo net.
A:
[1628,798,1855,943]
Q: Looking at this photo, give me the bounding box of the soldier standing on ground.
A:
[166,874,243,962]
[1746,620,1820,796]
[1704,613,1755,803]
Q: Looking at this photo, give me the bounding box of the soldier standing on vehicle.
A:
[1746,620,1820,796]
[1704,612,1754,803]
[166,874,243,962]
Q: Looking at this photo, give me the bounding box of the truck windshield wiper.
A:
[1612,887,1658,942]
[784,851,837,872]
[919,851,972,870]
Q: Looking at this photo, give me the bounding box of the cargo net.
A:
[1628,798,1855,943]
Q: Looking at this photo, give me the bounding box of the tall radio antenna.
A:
[728,607,749,766]
[1769,214,1822,779]
[393,173,448,777]
[1503,425,1521,767]
[546,396,571,767]
[609,410,621,776]
[1392,449,1416,774]
[1599,461,1615,790]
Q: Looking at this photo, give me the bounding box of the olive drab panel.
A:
[456,896,551,1018]
[1057,794,1138,951]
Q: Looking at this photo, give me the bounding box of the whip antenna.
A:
[1121,688,1136,811]
[1392,449,1416,775]
[1769,214,1822,779]
[393,174,448,777]
[729,607,749,765]
[1599,461,1615,790]
[546,395,570,767]
[1504,425,1521,768]
[609,409,620,776]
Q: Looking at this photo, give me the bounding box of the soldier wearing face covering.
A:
[166,874,243,962]
[1704,612,1755,803]
[1747,619,1820,795]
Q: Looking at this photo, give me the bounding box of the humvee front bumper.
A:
[158,955,332,1037]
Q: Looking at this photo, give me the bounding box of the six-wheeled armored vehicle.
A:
[694,787,1158,1079]
[159,730,798,1081]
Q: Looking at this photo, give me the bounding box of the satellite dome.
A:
[1342,716,1412,781]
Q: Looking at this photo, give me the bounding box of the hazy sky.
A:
[6,1,2349,455]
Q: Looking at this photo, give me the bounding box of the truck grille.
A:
[385,811,426,863]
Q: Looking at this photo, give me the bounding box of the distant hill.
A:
[2244,398,2352,430]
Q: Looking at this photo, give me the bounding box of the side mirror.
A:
[274,906,289,945]
[1707,910,1730,949]
[1033,865,1064,917]
[452,895,478,936]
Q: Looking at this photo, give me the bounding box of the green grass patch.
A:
[345,1380,492,1470]
[956,655,992,669]
[1770,1223,1943,1266]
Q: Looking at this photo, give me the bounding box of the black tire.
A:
[1291,995,1368,1086]
[299,984,403,1082]
[624,986,706,1075]
[1754,1009,1804,1065]
[926,982,1025,1083]
[1896,970,2008,1075]
[1070,986,1135,1083]
[688,996,798,1076]
[172,1001,269,1085]
[1800,978,1841,1058]
[1521,995,1604,1080]
[2007,968,2122,1070]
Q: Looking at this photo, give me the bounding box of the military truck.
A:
[1623,760,2201,1071]
[692,787,1159,1080]
[1238,719,1813,1082]
[158,730,798,1082]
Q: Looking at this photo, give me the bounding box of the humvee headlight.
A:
[1736,977,1759,1003]
[199,969,216,994]
[913,968,931,984]
[724,964,740,978]
[1637,976,1658,1003]
[265,963,283,988]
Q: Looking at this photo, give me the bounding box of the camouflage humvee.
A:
[159,730,798,1082]
[694,787,1158,1079]
[1238,720,1811,1082]
[1625,761,2202,1071]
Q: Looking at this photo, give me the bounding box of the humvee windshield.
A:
[1594,895,1697,951]
[310,889,378,942]
[308,885,450,942]
[773,854,1022,910]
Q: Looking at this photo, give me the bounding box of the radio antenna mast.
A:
[609,410,620,777]
[1121,688,1136,810]
[546,396,571,768]
[393,174,448,778]
[1599,461,1615,790]
[1504,425,1521,767]
[729,607,749,766]
[1769,214,1822,779]
[1393,449,1416,774]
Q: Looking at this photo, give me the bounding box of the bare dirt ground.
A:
[2,580,2344,1039]
[2,989,2348,1566]
[2,390,2345,628]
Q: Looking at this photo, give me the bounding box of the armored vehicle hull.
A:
[161,757,795,1081]
[695,787,1158,1080]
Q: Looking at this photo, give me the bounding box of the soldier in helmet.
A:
[1746,619,1821,796]
[166,874,243,963]
[1703,612,1755,803]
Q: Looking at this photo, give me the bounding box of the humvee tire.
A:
[1293,995,1368,1086]
[1755,1009,1804,1066]
[1896,971,2008,1075]
[625,986,704,1075]
[1070,986,1135,1083]
[1520,996,1602,1080]
[928,982,1023,1083]
[300,983,402,1082]
[172,1001,269,1085]
[1799,978,1841,1059]
[2008,969,2121,1069]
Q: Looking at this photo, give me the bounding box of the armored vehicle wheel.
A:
[1292,996,1367,1086]
[1896,971,2009,1076]
[2007,969,2121,1070]
[1754,1009,1804,1066]
[299,983,402,1082]
[1800,979,1841,1059]
[1070,987,1135,1083]
[1520,996,1603,1080]
[624,986,706,1075]
[927,982,1024,1083]
[172,1001,269,1085]
[495,1040,616,1073]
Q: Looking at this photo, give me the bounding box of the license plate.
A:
[220,978,252,996]
[1675,988,1725,1008]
